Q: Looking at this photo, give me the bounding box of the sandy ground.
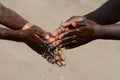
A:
[0,0,120,80]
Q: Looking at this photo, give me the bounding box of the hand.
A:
[50,16,98,49]
[19,25,66,67]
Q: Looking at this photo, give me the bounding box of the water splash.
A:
[44,65,53,80]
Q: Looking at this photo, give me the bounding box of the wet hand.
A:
[20,25,66,67]
[50,16,98,49]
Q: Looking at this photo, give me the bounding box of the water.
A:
[44,65,53,80]
[44,1,72,80]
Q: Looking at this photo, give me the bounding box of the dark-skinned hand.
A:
[4,25,66,67]
[49,16,99,49]
[22,25,66,67]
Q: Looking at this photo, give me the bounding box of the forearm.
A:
[95,24,120,40]
[84,0,120,25]
[0,28,23,42]
[0,3,28,30]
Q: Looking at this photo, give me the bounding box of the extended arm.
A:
[95,24,120,40]
[51,16,120,49]
[0,27,66,67]
[85,0,120,25]
[50,0,120,49]
[0,2,66,67]
[0,3,28,30]
[0,27,22,41]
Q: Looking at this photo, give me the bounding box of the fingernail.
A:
[55,36,59,40]
[66,28,69,31]
[56,61,62,67]
[52,42,56,46]
[59,44,62,48]
[58,36,62,39]
[48,38,55,43]
[55,40,60,46]
[45,35,50,39]
[55,55,60,61]
[61,61,66,66]
[52,32,58,36]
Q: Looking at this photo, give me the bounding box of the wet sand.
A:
[0,0,120,80]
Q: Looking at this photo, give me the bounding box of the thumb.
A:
[44,32,51,40]
[61,21,72,28]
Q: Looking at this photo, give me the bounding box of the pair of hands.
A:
[19,16,98,67]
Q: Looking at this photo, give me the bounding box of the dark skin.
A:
[0,3,28,30]
[50,16,120,49]
[49,0,120,49]
[50,16,96,49]
[0,3,66,67]
[85,0,120,25]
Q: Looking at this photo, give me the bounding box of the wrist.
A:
[0,28,24,42]
[0,28,8,39]
[93,24,106,39]
[22,23,34,30]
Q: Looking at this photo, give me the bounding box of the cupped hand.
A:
[19,25,66,67]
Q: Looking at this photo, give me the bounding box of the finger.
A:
[59,29,81,39]
[55,28,69,40]
[34,30,49,40]
[51,28,69,44]
[56,61,62,67]
[76,21,88,28]
[60,61,66,66]
[62,39,89,49]
[63,26,88,38]
[52,27,69,37]
[54,55,61,61]
[62,16,86,29]
[54,51,66,66]
[59,35,78,46]
[48,37,56,43]
[52,41,56,46]
[70,21,76,28]
[58,60,66,67]
[54,50,65,61]
[40,31,51,40]
[57,50,65,61]
[46,57,54,64]
[45,35,50,40]
[59,40,79,49]
[61,21,72,28]
[52,26,64,36]
[65,43,80,49]
[55,35,77,46]
[54,40,60,46]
